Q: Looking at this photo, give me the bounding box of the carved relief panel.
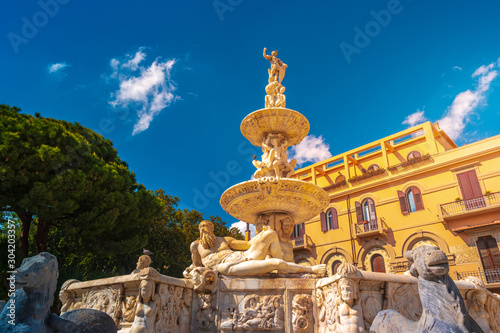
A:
[383,282,422,321]
[219,292,285,331]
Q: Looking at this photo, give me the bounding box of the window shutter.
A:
[467,170,483,198]
[477,236,500,270]
[332,209,339,229]
[368,198,377,220]
[457,171,472,200]
[412,186,424,211]
[355,201,363,223]
[398,190,408,214]
[320,212,327,232]
[299,223,305,236]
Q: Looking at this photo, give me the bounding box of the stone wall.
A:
[62,269,500,332]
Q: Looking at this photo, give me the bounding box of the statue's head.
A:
[271,50,278,56]
[199,220,216,249]
[277,213,294,240]
[267,132,286,148]
[338,278,357,304]
[405,245,449,280]
[125,295,136,308]
[139,279,155,302]
[16,252,58,290]
[136,255,152,270]
[256,214,270,234]
[59,279,78,303]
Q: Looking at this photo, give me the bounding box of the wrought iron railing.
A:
[293,235,304,246]
[355,218,388,235]
[457,268,500,284]
[441,192,500,217]
[292,234,313,248]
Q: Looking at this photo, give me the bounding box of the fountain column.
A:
[220,48,329,263]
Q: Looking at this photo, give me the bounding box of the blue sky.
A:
[2,0,500,233]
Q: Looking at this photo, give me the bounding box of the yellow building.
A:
[290,121,500,291]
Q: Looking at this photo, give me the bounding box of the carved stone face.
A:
[339,279,355,303]
[59,290,68,303]
[473,290,487,305]
[280,217,294,236]
[140,281,154,301]
[126,296,136,308]
[136,255,151,270]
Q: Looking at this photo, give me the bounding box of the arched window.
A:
[407,151,421,161]
[332,260,342,275]
[320,208,338,232]
[355,198,377,223]
[398,187,424,214]
[362,198,376,221]
[335,174,346,183]
[371,254,386,273]
[367,164,379,173]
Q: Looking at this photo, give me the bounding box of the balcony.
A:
[441,192,500,219]
[355,218,388,238]
[292,234,313,251]
[457,268,500,285]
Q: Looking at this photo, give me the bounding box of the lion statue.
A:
[370,245,483,333]
[0,252,115,333]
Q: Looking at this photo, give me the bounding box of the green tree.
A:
[137,189,243,278]
[0,105,162,258]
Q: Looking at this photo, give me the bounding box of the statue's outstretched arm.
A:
[226,237,251,251]
[263,47,272,60]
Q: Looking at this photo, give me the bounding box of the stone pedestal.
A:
[60,268,500,332]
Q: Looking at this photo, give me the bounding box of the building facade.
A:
[291,121,500,291]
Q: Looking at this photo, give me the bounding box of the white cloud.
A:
[48,62,70,74]
[109,48,178,135]
[121,49,146,71]
[402,109,427,127]
[290,135,332,166]
[230,221,255,238]
[472,63,495,77]
[401,59,499,141]
[438,62,498,140]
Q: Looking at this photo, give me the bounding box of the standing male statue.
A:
[263,48,288,83]
[189,220,325,276]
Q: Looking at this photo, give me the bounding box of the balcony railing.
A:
[457,268,500,284]
[441,192,500,217]
[292,234,313,250]
[355,218,388,237]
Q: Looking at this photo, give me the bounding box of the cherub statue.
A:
[252,133,297,178]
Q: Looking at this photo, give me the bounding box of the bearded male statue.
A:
[189,220,325,277]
